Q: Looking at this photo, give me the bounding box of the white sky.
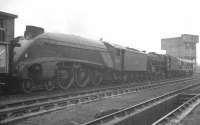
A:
[1,0,200,63]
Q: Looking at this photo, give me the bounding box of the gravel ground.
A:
[183,84,200,94]
[0,81,146,105]
[0,77,189,106]
[181,106,200,125]
[179,85,200,125]
[11,80,195,125]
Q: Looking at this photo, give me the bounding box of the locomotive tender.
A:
[0,26,193,93]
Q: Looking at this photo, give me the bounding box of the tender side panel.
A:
[124,50,147,71]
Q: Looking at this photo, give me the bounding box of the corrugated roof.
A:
[0,11,18,18]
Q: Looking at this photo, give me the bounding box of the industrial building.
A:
[0,11,17,73]
[161,34,199,71]
[0,11,18,42]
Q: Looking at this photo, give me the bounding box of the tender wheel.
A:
[127,74,132,83]
[135,75,139,82]
[130,73,135,82]
[75,66,90,87]
[44,80,55,91]
[21,79,34,93]
[123,73,128,83]
[112,72,118,81]
[58,68,74,90]
[91,70,103,86]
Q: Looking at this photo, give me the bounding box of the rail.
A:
[0,77,197,124]
[82,81,200,125]
[152,93,200,125]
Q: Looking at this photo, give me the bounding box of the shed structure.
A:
[0,11,18,42]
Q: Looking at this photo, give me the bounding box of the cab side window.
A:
[0,19,5,42]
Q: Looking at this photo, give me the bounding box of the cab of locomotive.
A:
[103,42,125,71]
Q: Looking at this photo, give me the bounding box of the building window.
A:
[185,43,195,49]
[0,45,8,73]
[0,19,5,42]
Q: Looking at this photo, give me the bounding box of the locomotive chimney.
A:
[24,25,44,39]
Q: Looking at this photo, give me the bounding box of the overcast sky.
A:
[1,0,200,63]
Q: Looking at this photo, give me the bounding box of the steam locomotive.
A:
[0,26,193,93]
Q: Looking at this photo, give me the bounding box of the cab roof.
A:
[0,11,18,19]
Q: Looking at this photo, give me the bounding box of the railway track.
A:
[0,78,180,104]
[0,77,197,124]
[0,77,193,106]
[0,77,188,104]
[82,81,200,125]
[152,93,200,125]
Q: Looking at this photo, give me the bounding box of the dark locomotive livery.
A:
[0,26,194,93]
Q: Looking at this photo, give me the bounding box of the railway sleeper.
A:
[0,77,197,124]
[82,82,200,125]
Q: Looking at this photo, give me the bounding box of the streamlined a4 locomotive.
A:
[0,26,193,93]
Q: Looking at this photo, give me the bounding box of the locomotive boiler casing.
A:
[147,53,166,72]
[14,33,114,82]
[146,53,167,79]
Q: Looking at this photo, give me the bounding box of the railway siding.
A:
[152,93,200,125]
[83,82,200,125]
[7,78,199,125]
[0,77,195,124]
